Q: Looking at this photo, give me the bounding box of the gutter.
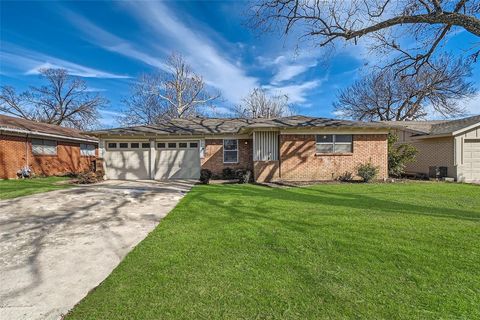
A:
[0,127,98,143]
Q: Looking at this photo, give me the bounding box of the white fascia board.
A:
[452,122,480,136]
[279,128,389,134]
[99,133,251,140]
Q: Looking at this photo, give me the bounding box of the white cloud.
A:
[425,93,480,119]
[257,50,319,84]
[119,1,259,104]
[62,10,169,71]
[63,4,259,104]
[98,109,122,127]
[1,45,129,79]
[458,93,480,115]
[264,80,321,104]
[84,87,107,92]
[461,93,480,115]
[272,62,317,84]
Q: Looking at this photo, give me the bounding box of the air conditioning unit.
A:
[429,166,448,179]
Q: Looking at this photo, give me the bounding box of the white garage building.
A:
[388,115,480,183]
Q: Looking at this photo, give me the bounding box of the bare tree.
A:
[121,53,220,125]
[0,68,107,129]
[233,88,293,118]
[251,0,480,74]
[333,57,476,121]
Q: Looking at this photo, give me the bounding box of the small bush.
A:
[222,167,236,180]
[338,171,354,182]
[95,170,105,180]
[235,169,252,184]
[388,132,417,177]
[76,172,99,184]
[200,169,212,184]
[357,162,379,183]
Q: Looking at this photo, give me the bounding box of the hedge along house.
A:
[387,115,480,183]
[90,116,389,182]
[0,114,98,179]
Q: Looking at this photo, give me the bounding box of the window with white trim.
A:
[80,144,96,156]
[32,139,57,155]
[316,135,353,153]
[223,139,238,163]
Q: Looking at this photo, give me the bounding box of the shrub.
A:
[388,132,417,177]
[338,171,354,182]
[200,169,212,184]
[76,172,99,184]
[222,167,236,180]
[95,170,105,180]
[235,169,252,184]
[357,162,379,183]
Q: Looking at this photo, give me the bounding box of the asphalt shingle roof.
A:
[90,115,389,136]
[0,114,98,141]
[384,115,480,136]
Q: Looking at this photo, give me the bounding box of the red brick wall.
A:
[0,134,97,179]
[254,161,280,182]
[0,135,27,179]
[278,134,388,181]
[201,139,253,177]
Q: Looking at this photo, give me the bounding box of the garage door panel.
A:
[462,140,480,182]
[104,148,150,180]
[154,142,200,180]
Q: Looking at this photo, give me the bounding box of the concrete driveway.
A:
[0,180,194,320]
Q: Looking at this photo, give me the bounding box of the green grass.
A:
[0,176,72,200]
[66,182,480,319]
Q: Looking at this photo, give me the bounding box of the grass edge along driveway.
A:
[66,182,480,319]
[0,176,72,200]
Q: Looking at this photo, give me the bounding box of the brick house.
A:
[386,115,480,183]
[0,115,99,179]
[90,116,389,182]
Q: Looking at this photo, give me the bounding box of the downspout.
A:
[277,133,281,180]
[25,134,29,168]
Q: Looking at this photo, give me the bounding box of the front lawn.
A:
[66,182,480,319]
[0,176,72,200]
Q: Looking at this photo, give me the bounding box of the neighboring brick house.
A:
[90,116,389,182]
[0,115,99,179]
[386,115,480,183]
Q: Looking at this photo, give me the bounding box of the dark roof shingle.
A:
[0,114,98,141]
[384,115,480,136]
[90,115,389,136]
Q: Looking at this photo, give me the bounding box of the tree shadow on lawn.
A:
[184,184,480,284]
[192,184,480,224]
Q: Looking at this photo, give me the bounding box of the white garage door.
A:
[463,139,480,182]
[104,141,151,180]
[154,141,200,180]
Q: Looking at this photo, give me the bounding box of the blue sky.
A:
[1,1,479,127]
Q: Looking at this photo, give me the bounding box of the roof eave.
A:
[0,127,98,143]
[452,121,480,136]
